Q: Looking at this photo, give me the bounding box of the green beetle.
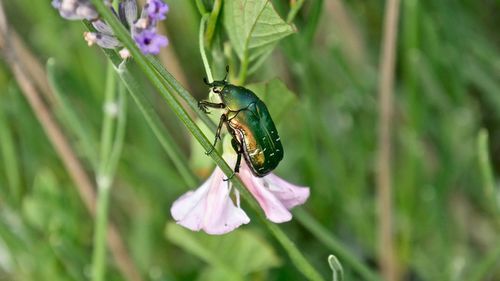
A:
[199,72,283,178]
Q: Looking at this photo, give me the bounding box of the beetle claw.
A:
[198,101,210,113]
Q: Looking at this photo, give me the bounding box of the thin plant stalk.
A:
[287,0,305,23]
[376,0,400,279]
[477,129,498,214]
[200,14,214,83]
[92,62,118,281]
[204,0,222,47]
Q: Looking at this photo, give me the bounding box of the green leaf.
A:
[165,223,281,279]
[246,78,297,123]
[224,0,295,64]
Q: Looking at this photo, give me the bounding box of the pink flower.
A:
[170,154,310,234]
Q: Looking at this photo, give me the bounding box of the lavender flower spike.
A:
[145,0,169,21]
[134,29,168,55]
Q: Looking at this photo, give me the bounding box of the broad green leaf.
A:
[246,78,298,123]
[165,223,281,279]
[224,0,295,64]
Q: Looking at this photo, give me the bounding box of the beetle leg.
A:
[221,126,243,181]
[198,100,225,113]
[223,148,240,181]
[206,114,227,155]
[229,138,243,173]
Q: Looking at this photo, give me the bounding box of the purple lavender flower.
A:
[145,0,169,21]
[134,29,168,55]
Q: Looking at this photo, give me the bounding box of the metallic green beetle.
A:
[199,73,283,178]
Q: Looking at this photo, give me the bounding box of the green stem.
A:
[194,0,207,15]
[107,81,127,178]
[99,63,117,173]
[200,14,214,82]
[204,0,222,47]
[477,129,498,214]
[237,50,249,85]
[86,3,324,279]
[91,62,117,281]
[91,178,112,281]
[286,0,305,23]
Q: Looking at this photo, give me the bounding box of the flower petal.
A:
[264,173,310,209]
[92,20,113,35]
[119,0,138,27]
[170,168,250,235]
[239,162,309,223]
[239,165,292,223]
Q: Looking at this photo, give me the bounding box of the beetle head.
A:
[203,66,230,95]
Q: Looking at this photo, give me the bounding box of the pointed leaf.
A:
[224,0,295,64]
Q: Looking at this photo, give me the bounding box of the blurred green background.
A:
[1,0,500,280]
